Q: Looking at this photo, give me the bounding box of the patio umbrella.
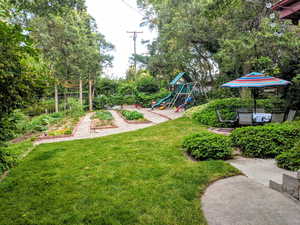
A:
[221,72,291,113]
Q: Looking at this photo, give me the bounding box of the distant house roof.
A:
[170,72,193,85]
[272,0,300,24]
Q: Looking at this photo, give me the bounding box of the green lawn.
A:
[0,118,239,225]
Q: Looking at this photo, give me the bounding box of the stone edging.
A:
[116,111,152,124]
[145,109,172,120]
[90,120,118,131]
[36,115,85,141]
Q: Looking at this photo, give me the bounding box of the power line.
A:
[121,0,145,17]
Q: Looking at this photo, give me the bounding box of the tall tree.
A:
[0,0,52,142]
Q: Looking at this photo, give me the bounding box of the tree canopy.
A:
[137,0,300,88]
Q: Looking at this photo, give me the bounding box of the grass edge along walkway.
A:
[0,118,239,225]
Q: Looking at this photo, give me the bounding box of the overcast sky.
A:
[86,0,157,79]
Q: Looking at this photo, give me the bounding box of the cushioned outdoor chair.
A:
[237,111,253,126]
[271,112,285,123]
[285,110,297,121]
[215,109,239,127]
[256,108,265,113]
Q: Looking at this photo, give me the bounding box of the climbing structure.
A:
[152,72,201,109]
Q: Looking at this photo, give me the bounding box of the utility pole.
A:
[127,31,143,76]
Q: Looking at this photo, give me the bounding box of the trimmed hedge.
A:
[182,131,233,160]
[231,122,300,158]
[276,141,300,171]
[192,98,284,127]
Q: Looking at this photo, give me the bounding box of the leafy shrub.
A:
[92,111,113,121]
[192,98,248,127]
[182,131,233,160]
[286,74,300,110]
[135,89,170,107]
[93,95,109,110]
[23,99,56,116]
[136,75,159,94]
[276,140,300,171]
[192,98,285,127]
[121,110,144,120]
[0,147,17,174]
[184,104,209,119]
[231,122,300,158]
[118,82,136,96]
[123,95,135,105]
[95,78,119,96]
[0,140,33,174]
[65,98,84,117]
[110,95,124,106]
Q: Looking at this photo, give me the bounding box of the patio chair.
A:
[285,110,297,121]
[256,108,265,113]
[215,109,238,127]
[237,111,253,126]
[271,112,285,123]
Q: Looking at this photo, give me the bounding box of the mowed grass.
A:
[0,118,239,225]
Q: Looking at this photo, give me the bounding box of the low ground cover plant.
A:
[91,111,114,127]
[276,140,300,171]
[120,110,144,121]
[0,140,33,174]
[231,122,300,158]
[92,111,113,121]
[10,99,85,139]
[182,131,233,160]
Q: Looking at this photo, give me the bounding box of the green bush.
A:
[23,99,56,116]
[182,131,233,160]
[184,104,209,119]
[0,147,17,174]
[118,83,136,96]
[0,140,33,174]
[231,122,300,158]
[121,110,144,120]
[276,141,300,171]
[93,95,109,110]
[92,111,113,121]
[110,95,124,106]
[136,75,159,94]
[65,98,84,117]
[95,78,119,96]
[192,98,285,127]
[135,89,170,107]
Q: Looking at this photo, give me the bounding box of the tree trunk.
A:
[79,79,83,105]
[64,88,67,111]
[89,80,93,111]
[55,84,59,113]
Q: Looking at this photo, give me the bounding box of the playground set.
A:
[151,72,201,111]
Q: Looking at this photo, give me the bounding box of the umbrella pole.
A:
[253,88,257,113]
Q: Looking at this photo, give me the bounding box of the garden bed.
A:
[117,109,151,124]
[90,111,118,131]
[37,115,84,140]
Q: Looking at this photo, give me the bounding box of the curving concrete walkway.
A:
[228,157,297,186]
[35,109,182,144]
[202,175,300,225]
[202,157,299,225]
